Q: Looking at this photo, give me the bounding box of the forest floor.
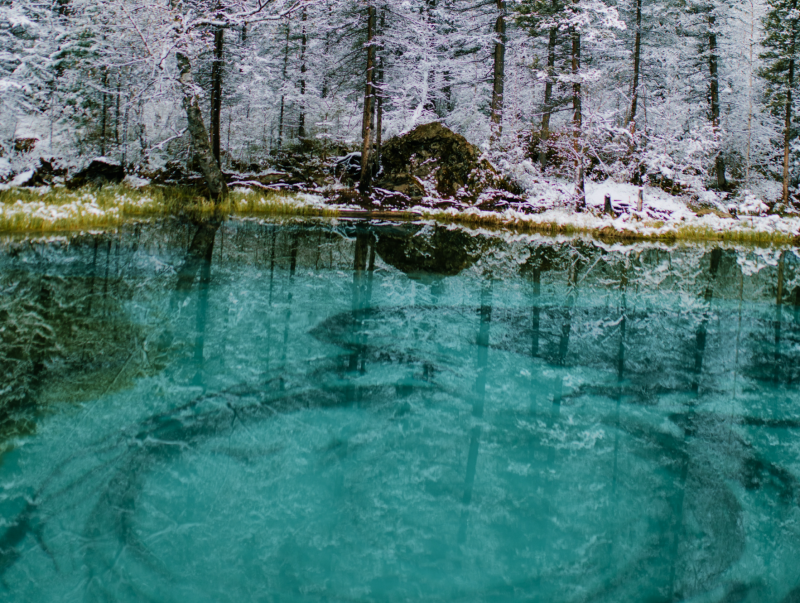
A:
[1,178,798,246]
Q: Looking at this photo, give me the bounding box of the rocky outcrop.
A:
[9,158,65,187]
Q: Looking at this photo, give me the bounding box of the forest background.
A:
[2,0,800,209]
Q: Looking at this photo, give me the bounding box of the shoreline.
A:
[1,184,798,247]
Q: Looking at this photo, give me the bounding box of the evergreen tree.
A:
[760,0,800,204]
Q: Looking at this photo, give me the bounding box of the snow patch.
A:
[123,175,151,188]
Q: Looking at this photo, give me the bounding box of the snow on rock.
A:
[0,158,13,181]
[123,175,151,188]
[737,193,769,216]
[10,169,35,187]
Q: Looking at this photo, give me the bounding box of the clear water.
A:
[2,219,800,602]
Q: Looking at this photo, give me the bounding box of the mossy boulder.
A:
[375,122,520,202]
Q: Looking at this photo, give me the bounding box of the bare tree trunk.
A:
[783,1,798,204]
[783,59,796,204]
[539,24,557,168]
[100,67,108,156]
[571,26,585,211]
[628,0,644,186]
[746,0,755,187]
[359,4,377,193]
[376,10,386,167]
[708,15,727,190]
[490,0,507,145]
[210,20,224,165]
[177,52,228,200]
[298,8,308,140]
[278,22,290,150]
[628,0,642,129]
[115,74,121,148]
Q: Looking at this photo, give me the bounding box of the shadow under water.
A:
[1,218,800,602]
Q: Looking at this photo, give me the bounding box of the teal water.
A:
[1,219,800,602]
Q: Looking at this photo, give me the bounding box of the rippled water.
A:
[1,219,800,602]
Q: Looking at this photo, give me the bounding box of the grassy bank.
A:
[0,185,338,233]
[420,208,800,247]
[2,185,798,246]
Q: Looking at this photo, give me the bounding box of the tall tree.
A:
[707,11,726,190]
[490,0,507,145]
[298,8,308,139]
[360,3,377,192]
[278,22,291,150]
[210,4,225,165]
[761,0,800,204]
[178,53,229,199]
[571,23,585,210]
[516,0,567,168]
[628,0,643,129]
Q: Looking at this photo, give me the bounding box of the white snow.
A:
[9,169,34,187]
[0,158,11,180]
[123,175,151,188]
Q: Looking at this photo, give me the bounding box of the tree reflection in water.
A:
[1,219,800,602]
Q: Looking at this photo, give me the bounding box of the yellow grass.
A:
[420,209,799,247]
[0,185,339,233]
[1,185,796,246]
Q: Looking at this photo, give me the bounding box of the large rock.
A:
[375,123,482,199]
[8,158,64,187]
[67,158,125,189]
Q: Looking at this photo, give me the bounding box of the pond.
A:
[1,218,800,603]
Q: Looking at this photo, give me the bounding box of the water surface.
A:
[1,219,800,602]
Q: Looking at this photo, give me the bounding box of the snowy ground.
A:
[412,178,800,243]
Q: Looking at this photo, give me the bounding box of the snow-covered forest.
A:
[1,0,799,206]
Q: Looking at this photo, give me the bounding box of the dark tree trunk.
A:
[100,67,108,156]
[278,23,290,150]
[298,9,308,140]
[359,4,377,192]
[708,15,726,190]
[490,0,507,145]
[629,0,642,128]
[539,24,557,168]
[376,9,386,167]
[783,0,798,204]
[177,52,228,200]
[115,74,121,146]
[210,17,224,165]
[784,57,796,204]
[571,27,585,211]
[629,0,643,185]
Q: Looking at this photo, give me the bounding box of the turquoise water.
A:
[2,219,800,602]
